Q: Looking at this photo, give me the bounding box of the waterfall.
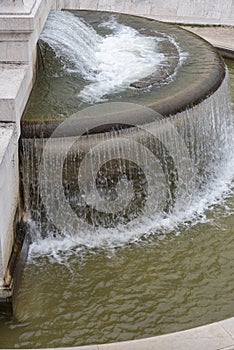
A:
[19,10,234,255]
[20,74,234,252]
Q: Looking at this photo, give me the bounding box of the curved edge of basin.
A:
[101,317,234,350]
[26,317,234,350]
[21,12,226,139]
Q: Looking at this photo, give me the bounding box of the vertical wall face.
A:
[54,0,234,25]
[0,125,18,284]
[0,0,52,298]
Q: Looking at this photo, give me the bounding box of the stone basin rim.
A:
[21,13,226,139]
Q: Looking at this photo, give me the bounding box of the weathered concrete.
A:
[0,64,32,132]
[0,123,18,290]
[53,0,234,25]
[0,0,51,300]
[0,0,36,15]
[0,0,51,63]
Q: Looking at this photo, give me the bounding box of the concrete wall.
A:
[54,0,234,25]
[0,0,51,297]
[0,124,18,287]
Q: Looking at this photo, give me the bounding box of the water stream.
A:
[39,10,166,103]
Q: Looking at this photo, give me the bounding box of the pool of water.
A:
[0,35,233,350]
[1,179,234,348]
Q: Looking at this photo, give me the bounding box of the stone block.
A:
[219,318,234,339]
[0,123,18,283]
[2,42,27,63]
[0,0,36,15]
[177,0,220,19]
[97,0,112,12]
[128,0,151,16]
[0,0,51,63]
[54,0,234,25]
[63,0,80,10]
[80,0,98,10]
[0,64,32,131]
[150,0,179,17]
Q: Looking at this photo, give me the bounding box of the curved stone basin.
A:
[21,11,225,138]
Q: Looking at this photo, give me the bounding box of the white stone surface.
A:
[0,123,18,284]
[0,0,51,63]
[220,318,234,340]
[54,0,234,25]
[0,64,33,132]
[0,0,36,14]
[0,0,51,290]
[0,0,49,31]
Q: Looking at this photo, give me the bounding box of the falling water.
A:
[39,11,166,103]
[19,10,234,254]
[20,73,234,254]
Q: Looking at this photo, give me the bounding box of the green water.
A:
[1,194,234,348]
[0,44,234,350]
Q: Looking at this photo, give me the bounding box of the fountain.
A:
[0,9,233,349]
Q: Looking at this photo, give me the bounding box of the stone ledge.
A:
[0,122,16,168]
[0,0,36,15]
[180,26,234,53]
[0,64,31,129]
[0,122,18,287]
[0,0,50,31]
[0,0,51,63]
[54,0,234,26]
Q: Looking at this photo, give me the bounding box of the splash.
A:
[20,76,234,260]
[40,11,165,102]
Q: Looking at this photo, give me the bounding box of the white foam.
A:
[28,12,234,261]
[40,11,165,103]
[79,18,165,102]
[28,146,234,260]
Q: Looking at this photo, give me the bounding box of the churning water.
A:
[21,10,234,253]
[40,11,166,103]
[20,73,234,254]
